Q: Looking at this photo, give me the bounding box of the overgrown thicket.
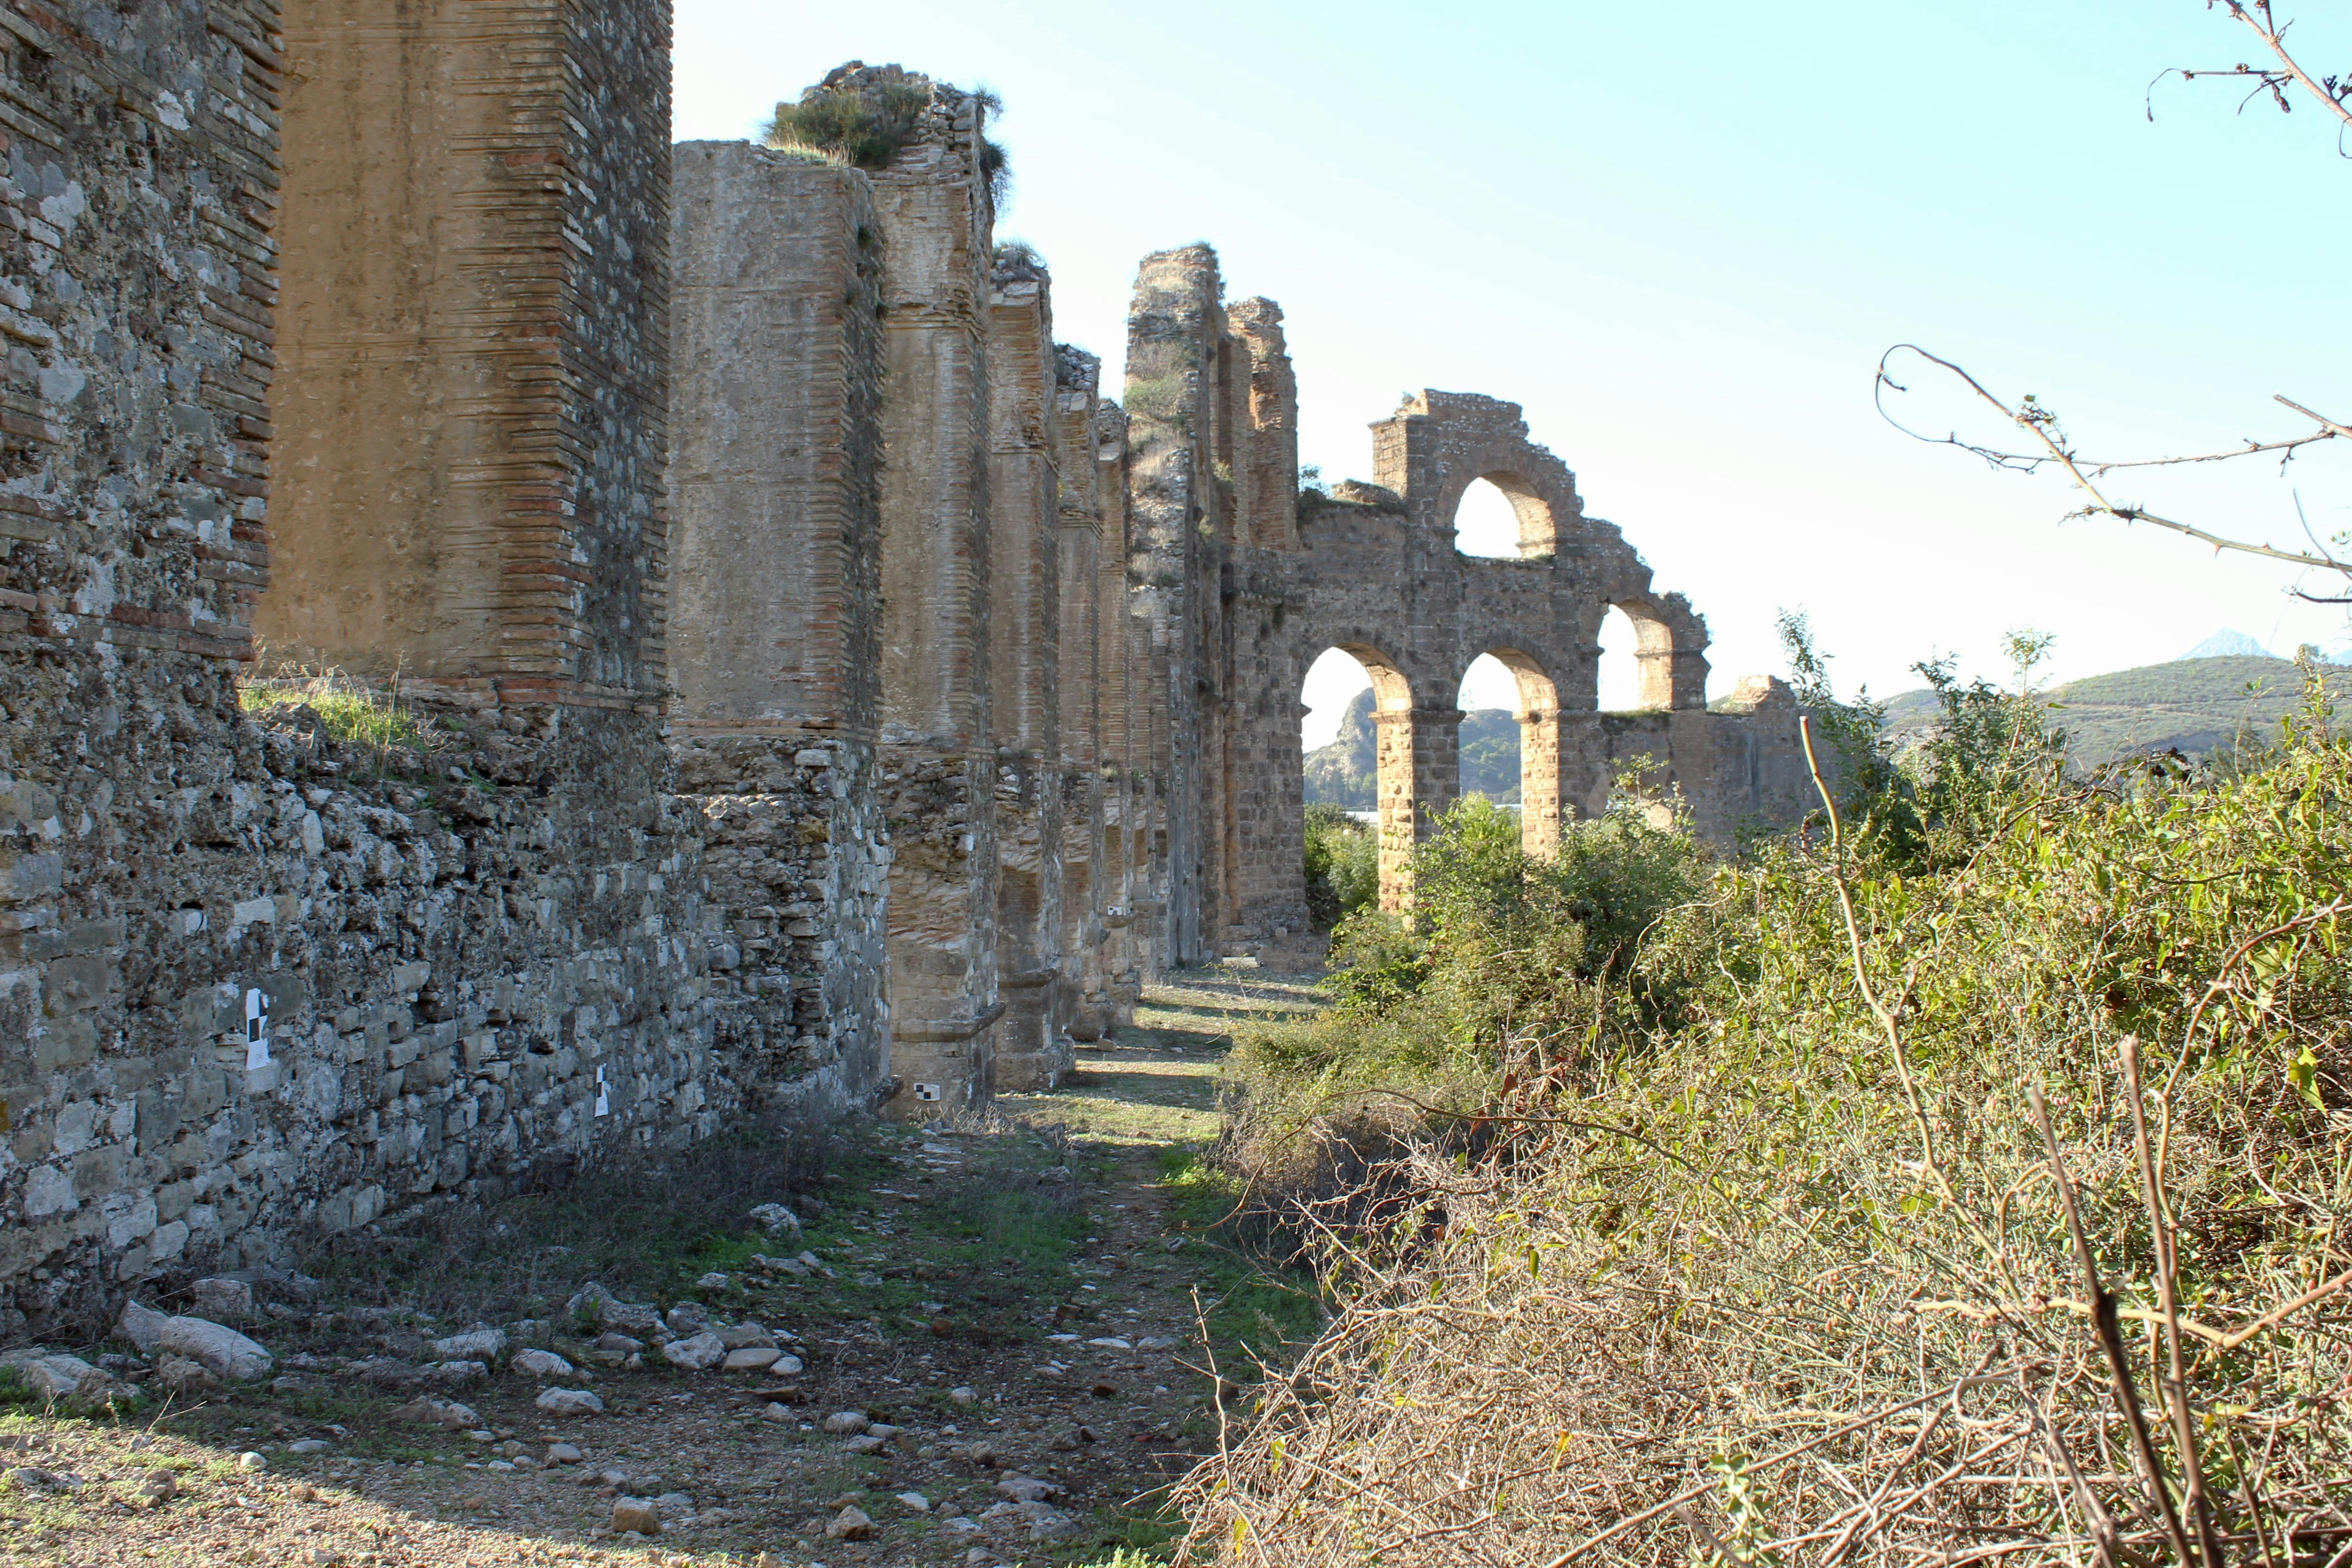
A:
[1183,662,2352,1566]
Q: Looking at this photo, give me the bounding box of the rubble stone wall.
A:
[0,0,753,1338]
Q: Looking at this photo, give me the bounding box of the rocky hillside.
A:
[1881,654,2352,765]
[1304,690,1522,808]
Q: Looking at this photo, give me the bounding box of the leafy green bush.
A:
[1302,803,1377,929]
[1232,796,1705,1153]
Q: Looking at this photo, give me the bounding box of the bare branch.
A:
[2226,0,2352,129]
[1877,345,2351,578]
[2147,2,2352,153]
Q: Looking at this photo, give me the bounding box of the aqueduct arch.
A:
[1184,384,1815,927]
[1473,647,1566,860]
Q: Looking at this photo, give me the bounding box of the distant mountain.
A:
[1303,689,1521,809]
[1881,654,2352,765]
[2184,629,2269,660]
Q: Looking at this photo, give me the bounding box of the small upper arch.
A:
[1448,471,1558,558]
[1600,594,1710,711]
[1465,644,1559,717]
[1368,391,1583,559]
[1329,639,1416,712]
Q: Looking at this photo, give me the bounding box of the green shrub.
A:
[764,78,930,169]
[1302,803,1376,929]
[1232,796,1706,1159]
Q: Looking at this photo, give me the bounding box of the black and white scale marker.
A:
[244,987,270,1070]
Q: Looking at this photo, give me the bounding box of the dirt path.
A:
[0,974,1324,1568]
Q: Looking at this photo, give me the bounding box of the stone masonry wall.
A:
[666,141,891,1120]
[0,0,761,1336]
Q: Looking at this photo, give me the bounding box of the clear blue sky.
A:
[675,1,2352,746]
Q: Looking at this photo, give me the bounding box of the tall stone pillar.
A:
[1375,707,1462,915]
[1221,300,1310,947]
[665,142,891,1118]
[1051,349,1110,1043]
[861,69,1003,1114]
[1140,609,1176,969]
[1095,407,1144,1017]
[1124,246,1226,967]
[985,255,1066,1092]
[1518,705,1567,858]
[1232,298,1300,552]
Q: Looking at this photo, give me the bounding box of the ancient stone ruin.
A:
[0,27,1815,1333]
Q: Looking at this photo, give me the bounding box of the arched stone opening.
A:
[1455,653,1521,804]
[1469,648,1565,858]
[1605,596,1710,711]
[1597,605,1653,713]
[1300,643,1431,914]
[1452,479,1519,560]
[1449,472,1557,559]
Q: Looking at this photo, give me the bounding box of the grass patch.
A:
[302,1119,1103,1352]
[1071,1535,1177,1566]
[1154,1146,1324,1382]
[238,680,437,754]
[236,663,482,781]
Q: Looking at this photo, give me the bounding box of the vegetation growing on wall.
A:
[763,73,1011,206]
[237,665,468,775]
